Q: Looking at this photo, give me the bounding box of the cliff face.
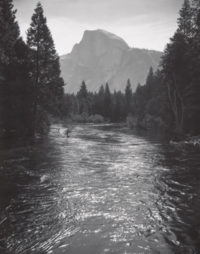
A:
[60,29,162,93]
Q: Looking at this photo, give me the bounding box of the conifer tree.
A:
[125,79,132,115]
[77,81,88,99]
[0,0,20,65]
[0,0,20,131]
[104,83,112,119]
[112,91,126,122]
[77,81,89,114]
[0,0,33,136]
[145,67,155,99]
[178,0,193,38]
[95,85,105,116]
[187,3,200,133]
[146,67,154,86]
[162,0,194,134]
[27,2,64,131]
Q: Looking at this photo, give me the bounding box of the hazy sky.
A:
[13,0,184,55]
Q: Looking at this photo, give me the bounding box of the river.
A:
[0,124,200,254]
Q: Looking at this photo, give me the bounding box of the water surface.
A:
[0,124,200,254]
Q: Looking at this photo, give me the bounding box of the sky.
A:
[13,0,184,55]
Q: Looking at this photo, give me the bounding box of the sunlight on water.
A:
[0,124,200,253]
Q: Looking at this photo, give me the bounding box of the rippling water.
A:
[0,124,200,254]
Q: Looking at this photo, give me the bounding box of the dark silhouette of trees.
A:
[125,79,132,116]
[128,0,200,138]
[161,0,200,136]
[77,81,90,114]
[0,1,64,137]
[27,2,64,134]
[112,91,126,122]
[0,0,34,137]
[95,85,105,116]
[104,83,112,120]
[64,82,128,123]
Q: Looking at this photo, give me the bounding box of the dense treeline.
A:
[128,0,200,138]
[162,0,200,136]
[0,1,64,138]
[62,80,133,123]
[129,68,173,135]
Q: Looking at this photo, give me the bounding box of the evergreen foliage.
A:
[129,0,200,138]
[63,81,129,123]
[125,79,132,116]
[0,0,34,137]
[77,81,90,114]
[104,83,112,120]
[162,0,200,136]
[27,2,64,133]
[0,1,64,137]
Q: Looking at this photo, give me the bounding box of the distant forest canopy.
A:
[62,80,133,123]
[0,0,200,139]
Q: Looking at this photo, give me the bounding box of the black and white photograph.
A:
[0,0,200,253]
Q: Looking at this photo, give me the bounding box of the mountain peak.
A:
[83,29,128,42]
[81,29,129,50]
[60,29,162,93]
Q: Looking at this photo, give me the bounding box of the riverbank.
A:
[169,135,200,149]
[126,115,200,149]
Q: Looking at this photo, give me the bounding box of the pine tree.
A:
[0,0,20,130]
[192,0,200,13]
[112,91,126,122]
[186,4,200,133]
[0,0,33,136]
[178,0,193,38]
[77,81,88,99]
[161,0,194,135]
[125,79,132,115]
[95,85,105,116]
[104,83,112,120]
[0,0,20,65]
[146,67,154,86]
[77,81,89,114]
[27,2,64,132]
[144,67,155,99]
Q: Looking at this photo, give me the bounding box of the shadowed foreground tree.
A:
[162,0,200,136]
[27,2,64,134]
[128,0,200,138]
[0,0,34,137]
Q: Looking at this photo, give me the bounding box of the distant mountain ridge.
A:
[60,29,162,93]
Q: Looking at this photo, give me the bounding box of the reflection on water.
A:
[0,124,200,254]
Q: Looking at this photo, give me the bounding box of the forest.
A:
[132,0,200,139]
[0,1,64,137]
[0,0,200,140]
